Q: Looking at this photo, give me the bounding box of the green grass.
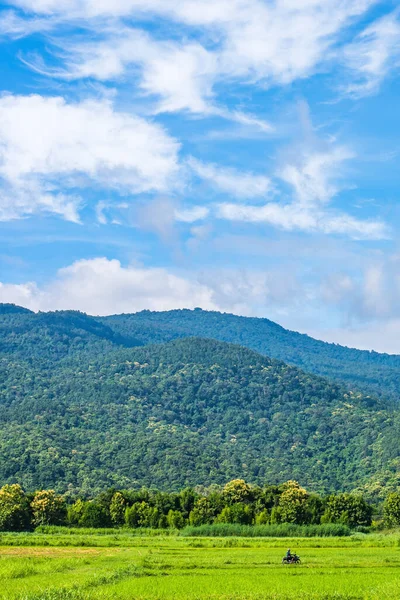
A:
[180,523,352,537]
[1,532,400,599]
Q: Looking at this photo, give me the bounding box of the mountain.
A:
[2,305,399,402]
[100,309,400,401]
[0,308,138,361]
[0,305,398,496]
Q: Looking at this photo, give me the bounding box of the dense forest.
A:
[100,308,400,401]
[1,304,400,498]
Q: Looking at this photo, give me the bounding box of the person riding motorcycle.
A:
[286,549,292,561]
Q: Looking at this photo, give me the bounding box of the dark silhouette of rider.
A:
[286,548,292,560]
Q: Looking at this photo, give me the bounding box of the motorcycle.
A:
[282,553,301,564]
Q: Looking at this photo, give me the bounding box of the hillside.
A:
[0,309,396,495]
[2,305,400,402]
[100,309,400,401]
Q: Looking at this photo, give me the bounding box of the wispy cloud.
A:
[188,157,273,199]
[343,10,400,97]
[216,201,387,240]
[279,146,355,206]
[7,0,378,117]
[215,111,388,241]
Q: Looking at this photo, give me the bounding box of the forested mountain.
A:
[100,309,400,402]
[1,304,399,497]
[2,305,400,402]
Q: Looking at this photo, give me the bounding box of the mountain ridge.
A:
[1,304,400,497]
[2,303,399,401]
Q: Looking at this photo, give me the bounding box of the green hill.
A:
[0,308,396,495]
[1,304,400,498]
[100,309,400,401]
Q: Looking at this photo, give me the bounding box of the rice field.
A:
[1,531,400,600]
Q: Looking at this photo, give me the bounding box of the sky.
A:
[0,0,399,353]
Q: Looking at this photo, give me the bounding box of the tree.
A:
[110,492,127,526]
[278,481,309,524]
[79,501,110,527]
[255,509,270,525]
[384,492,400,527]
[189,497,214,526]
[125,502,160,528]
[167,509,185,529]
[322,493,372,527]
[31,490,66,527]
[223,480,253,505]
[0,484,30,531]
[67,499,85,526]
[179,488,198,519]
[216,503,253,525]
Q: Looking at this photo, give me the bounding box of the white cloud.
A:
[0,94,180,221]
[279,146,355,206]
[8,0,377,116]
[214,127,387,240]
[188,157,273,199]
[0,256,301,316]
[0,258,219,314]
[343,10,400,97]
[175,206,209,223]
[217,202,387,240]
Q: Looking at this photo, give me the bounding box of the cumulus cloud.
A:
[309,320,400,354]
[343,10,400,97]
[0,94,180,221]
[0,258,219,314]
[0,256,303,316]
[188,158,273,199]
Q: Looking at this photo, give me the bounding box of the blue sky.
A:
[0,0,399,352]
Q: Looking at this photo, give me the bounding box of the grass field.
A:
[1,532,400,600]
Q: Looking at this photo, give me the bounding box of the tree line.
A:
[2,478,400,532]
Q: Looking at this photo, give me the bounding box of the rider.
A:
[286,548,292,561]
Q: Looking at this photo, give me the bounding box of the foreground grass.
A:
[1,532,400,600]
